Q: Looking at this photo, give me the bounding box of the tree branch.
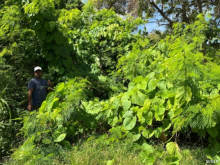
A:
[204,0,209,14]
[150,0,173,27]
[181,0,190,23]
[196,0,203,13]
[212,3,220,27]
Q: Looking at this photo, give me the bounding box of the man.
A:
[27,66,52,111]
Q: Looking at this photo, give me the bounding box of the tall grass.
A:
[7,139,207,165]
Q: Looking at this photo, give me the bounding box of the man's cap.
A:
[34,66,42,72]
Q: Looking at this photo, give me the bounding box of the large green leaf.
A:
[165,156,179,165]
[157,81,166,90]
[155,107,165,121]
[137,81,147,90]
[142,143,155,153]
[207,127,218,138]
[140,152,156,165]
[44,51,53,61]
[142,128,154,139]
[53,31,63,45]
[111,97,120,109]
[196,129,206,137]
[204,148,218,160]
[154,127,163,138]
[58,67,65,74]
[86,102,102,114]
[132,133,141,142]
[43,92,59,111]
[128,132,141,142]
[82,114,97,129]
[63,59,71,69]
[175,86,192,107]
[55,82,64,92]
[44,21,56,32]
[143,99,151,111]
[110,116,118,127]
[148,79,157,91]
[82,101,94,110]
[61,140,72,149]
[121,95,131,111]
[166,142,182,159]
[45,34,53,43]
[123,110,133,118]
[37,30,47,40]
[122,100,131,111]
[146,111,153,125]
[215,143,220,152]
[162,119,172,131]
[123,116,137,130]
[39,100,47,112]
[67,126,75,137]
[128,82,135,90]
[48,98,59,111]
[137,108,145,124]
[53,128,66,142]
[54,45,63,56]
[131,90,147,106]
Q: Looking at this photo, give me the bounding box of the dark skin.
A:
[27,70,52,111]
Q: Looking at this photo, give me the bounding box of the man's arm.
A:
[28,88,33,111]
[47,80,52,93]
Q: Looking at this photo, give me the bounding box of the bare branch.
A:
[196,0,203,13]
[181,0,190,23]
[150,0,173,27]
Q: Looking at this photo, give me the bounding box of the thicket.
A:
[1,0,220,164]
[0,0,140,161]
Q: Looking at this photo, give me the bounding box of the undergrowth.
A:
[6,137,207,165]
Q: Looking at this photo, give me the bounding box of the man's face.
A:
[34,70,42,78]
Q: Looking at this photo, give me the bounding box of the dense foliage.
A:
[94,0,220,27]
[0,0,141,161]
[1,0,220,164]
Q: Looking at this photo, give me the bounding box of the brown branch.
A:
[204,0,209,14]
[181,0,190,23]
[217,20,220,27]
[196,0,203,13]
[214,0,220,22]
[150,0,173,27]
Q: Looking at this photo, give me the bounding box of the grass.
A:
[6,137,207,165]
[52,139,142,165]
[50,141,206,165]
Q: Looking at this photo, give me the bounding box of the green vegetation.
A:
[0,0,220,164]
[6,138,207,165]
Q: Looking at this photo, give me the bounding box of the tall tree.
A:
[94,0,220,27]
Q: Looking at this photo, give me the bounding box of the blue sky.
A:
[138,18,166,33]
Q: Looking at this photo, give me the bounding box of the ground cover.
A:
[6,138,207,165]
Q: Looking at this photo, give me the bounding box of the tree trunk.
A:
[181,0,189,23]
[196,0,203,13]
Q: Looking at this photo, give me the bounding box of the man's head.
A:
[34,66,42,79]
